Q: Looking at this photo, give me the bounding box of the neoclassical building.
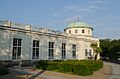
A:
[0,21,99,64]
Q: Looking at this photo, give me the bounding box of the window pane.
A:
[49,49,54,59]
[18,39,22,46]
[13,38,17,46]
[36,48,39,53]
[33,40,36,47]
[82,30,85,33]
[72,44,76,50]
[18,47,21,53]
[12,47,17,59]
[73,51,76,59]
[88,30,90,34]
[62,43,66,49]
[85,49,87,56]
[69,30,71,33]
[49,42,54,48]
[75,30,78,33]
[36,41,39,47]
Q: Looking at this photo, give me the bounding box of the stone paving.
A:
[104,62,120,79]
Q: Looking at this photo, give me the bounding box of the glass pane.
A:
[18,39,22,46]
[36,41,39,47]
[72,44,76,50]
[13,38,17,46]
[33,40,36,47]
[36,48,39,53]
[12,47,17,59]
[62,43,66,49]
[33,48,35,53]
[18,47,21,54]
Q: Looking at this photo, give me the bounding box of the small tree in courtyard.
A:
[91,42,102,60]
[94,47,102,60]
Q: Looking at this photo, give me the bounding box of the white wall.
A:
[65,27,92,36]
[0,28,99,61]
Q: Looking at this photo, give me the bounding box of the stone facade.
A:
[0,21,99,65]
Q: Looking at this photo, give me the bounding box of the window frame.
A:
[32,40,39,59]
[72,44,76,59]
[12,38,22,60]
[62,43,66,59]
[48,42,54,59]
[75,29,78,33]
[82,29,85,33]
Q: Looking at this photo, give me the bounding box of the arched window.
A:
[88,30,90,34]
[69,30,71,34]
[82,29,85,33]
[75,29,78,33]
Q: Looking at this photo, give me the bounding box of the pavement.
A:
[8,62,120,79]
[104,61,120,79]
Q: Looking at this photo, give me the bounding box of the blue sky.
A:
[0,0,120,39]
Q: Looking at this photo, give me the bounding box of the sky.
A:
[0,0,120,39]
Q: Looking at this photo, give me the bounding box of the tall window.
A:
[75,30,78,33]
[12,38,22,60]
[62,43,66,59]
[88,30,90,34]
[89,50,92,56]
[85,49,88,56]
[69,30,71,34]
[72,44,76,59]
[48,42,54,59]
[32,40,39,59]
[82,29,85,33]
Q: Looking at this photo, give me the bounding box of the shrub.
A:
[36,60,103,76]
[0,67,9,76]
[47,62,58,71]
[58,62,73,73]
[36,60,48,70]
[73,64,93,76]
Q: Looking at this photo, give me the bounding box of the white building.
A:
[0,21,99,65]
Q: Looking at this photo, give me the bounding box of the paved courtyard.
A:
[0,64,111,79]
[104,62,120,79]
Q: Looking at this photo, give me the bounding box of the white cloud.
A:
[88,1,107,4]
[52,13,60,16]
[65,5,107,12]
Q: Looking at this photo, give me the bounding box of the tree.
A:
[94,47,102,60]
[90,42,102,60]
[100,39,120,60]
[90,42,98,60]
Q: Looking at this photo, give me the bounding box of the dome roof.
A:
[68,22,90,28]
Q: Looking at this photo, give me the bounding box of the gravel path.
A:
[104,62,120,79]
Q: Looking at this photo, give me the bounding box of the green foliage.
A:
[36,60,48,70]
[100,39,120,60]
[58,62,73,73]
[90,42,102,60]
[0,67,9,76]
[36,60,103,76]
[73,64,93,76]
[90,42,98,49]
[47,62,58,71]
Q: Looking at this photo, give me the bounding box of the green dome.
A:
[68,22,90,28]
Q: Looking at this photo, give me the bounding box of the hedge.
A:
[0,67,9,76]
[36,60,103,76]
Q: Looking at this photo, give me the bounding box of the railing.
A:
[0,21,96,41]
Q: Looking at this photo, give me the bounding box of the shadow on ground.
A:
[28,70,45,79]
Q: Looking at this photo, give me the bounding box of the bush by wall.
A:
[36,60,103,76]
